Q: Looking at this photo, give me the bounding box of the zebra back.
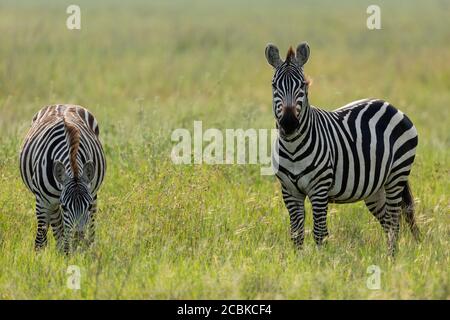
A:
[20,105,106,201]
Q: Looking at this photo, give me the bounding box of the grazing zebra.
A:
[265,42,420,255]
[20,105,106,253]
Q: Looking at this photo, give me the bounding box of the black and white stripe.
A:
[266,43,420,254]
[20,104,106,253]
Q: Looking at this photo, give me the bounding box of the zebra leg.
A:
[385,185,404,256]
[87,196,98,247]
[34,200,51,251]
[364,189,389,234]
[50,206,65,252]
[309,194,329,246]
[401,182,421,242]
[282,188,306,249]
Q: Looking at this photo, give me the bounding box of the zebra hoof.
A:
[314,233,330,248]
[34,241,48,252]
[291,237,304,250]
[34,245,46,252]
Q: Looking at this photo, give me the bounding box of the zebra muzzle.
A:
[74,230,85,240]
[280,106,300,135]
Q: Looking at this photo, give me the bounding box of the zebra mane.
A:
[304,73,312,87]
[285,46,296,64]
[62,117,81,178]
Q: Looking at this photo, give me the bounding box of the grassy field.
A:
[0,0,449,299]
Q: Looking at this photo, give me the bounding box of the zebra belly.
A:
[327,186,380,204]
[327,157,389,203]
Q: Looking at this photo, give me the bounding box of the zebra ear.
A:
[296,42,310,67]
[53,161,69,186]
[265,44,283,68]
[82,160,95,184]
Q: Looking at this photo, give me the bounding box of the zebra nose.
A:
[280,107,300,135]
[283,105,299,117]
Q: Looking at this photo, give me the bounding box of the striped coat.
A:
[20,104,106,253]
[266,43,420,255]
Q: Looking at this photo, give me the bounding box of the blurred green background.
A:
[0,0,448,299]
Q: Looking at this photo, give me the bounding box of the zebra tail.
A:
[401,181,421,242]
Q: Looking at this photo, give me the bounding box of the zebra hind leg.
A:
[364,189,389,234]
[401,181,421,242]
[384,184,405,256]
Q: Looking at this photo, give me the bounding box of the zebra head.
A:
[265,42,310,137]
[53,160,95,245]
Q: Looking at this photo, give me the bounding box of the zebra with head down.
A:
[20,104,106,253]
[265,42,420,255]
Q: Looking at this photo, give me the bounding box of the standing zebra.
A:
[20,105,106,253]
[265,42,420,255]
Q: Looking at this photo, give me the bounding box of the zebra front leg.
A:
[50,206,65,252]
[310,194,329,246]
[87,196,98,247]
[34,200,51,251]
[282,189,306,249]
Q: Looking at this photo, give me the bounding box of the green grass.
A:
[0,0,449,299]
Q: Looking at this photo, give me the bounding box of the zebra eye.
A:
[299,91,305,98]
[61,205,67,211]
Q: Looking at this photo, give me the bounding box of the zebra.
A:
[265,42,420,255]
[20,104,106,253]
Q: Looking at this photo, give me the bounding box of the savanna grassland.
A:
[0,0,449,299]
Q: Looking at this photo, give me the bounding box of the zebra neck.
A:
[298,103,312,132]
